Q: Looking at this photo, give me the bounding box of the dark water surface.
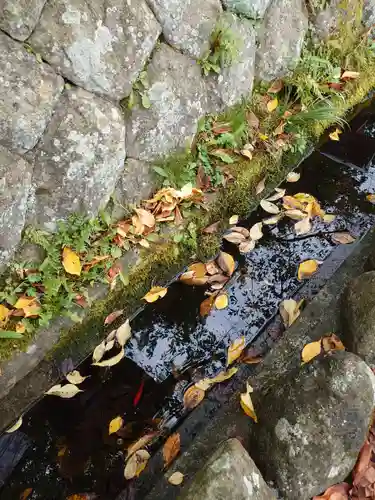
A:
[2,101,375,500]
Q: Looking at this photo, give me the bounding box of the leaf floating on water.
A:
[267,188,286,202]
[249,222,263,241]
[188,262,207,278]
[301,340,322,364]
[294,217,311,235]
[366,194,375,204]
[92,348,124,367]
[255,177,266,195]
[168,471,184,486]
[323,213,336,223]
[143,286,168,303]
[240,383,258,423]
[227,336,246,366]
[329,128,342,141]
[109,416,123,435]
[199,294,216,317]
[104,309,123,325]
[216,251,235,276]
[263,214,282,225]
[195,367,238,391]
[298,259,320,280]
[116,319,131,347]
[279,299,302,328]
[239,240,256,254]
[322,333,345,353]
[66,370,89,385]
[229,214,239,225]
[6,415,23,433]
[183,385,205,410]
[260,199,280,214]
[223,232,246,244]
[215,293,228,310]
[286,171,300,183]
[267,97,278,112]
[127,432,157,458]
[20,488,33,500]
[124,449,150,479]
[92,340,106,363]
[331,232,355,245]
[45,384,82,399]
[163,433,181,469]
[62,247,81,276]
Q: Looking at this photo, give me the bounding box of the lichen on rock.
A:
[0,0,47,41]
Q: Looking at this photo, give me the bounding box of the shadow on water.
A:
[2,100,375,499]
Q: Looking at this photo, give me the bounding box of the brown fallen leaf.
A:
[247,110,260,129]
[274,121,286,136]
[298,260,320,280]
[322,333,345,353]
[206,261,221,275]
[240,382,258,423]
[202,221,220,234]
[216,251,235,276]
[353,441,372,486]
[183,385,205,410]
[301,340,322,364]
[240,149,253,160]
[227,336,246,366]
[215,293,228,310]
[109,416,123,435]
[341,70,360,80]
[223,232,246,244]
[168,471,184,486]
[62,247,82,276]
[124,449,150,479]
[331,232,355,245]
[143,286,168,303]
[231,226,251,238]
[104,309,123,326]
[241,355,263,365]
[255,177,266,195]
[127,432,158,458]
[163,433,180,469]
[279,299,302,327]
[20,488,33,500]
[268,79,284,93]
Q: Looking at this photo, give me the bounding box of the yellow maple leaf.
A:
[142,286,168,303]
[62,247,81,276]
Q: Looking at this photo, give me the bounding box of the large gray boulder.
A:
[0,146,33,268]
[313,0,359,40]
[251,351,375,500]
[342,271,375,367]
[28,87,126,231]
[205,13,256,112]
[222,0,272,19]
[147,0,222,59]
[256,0,308,81]
[0,0,46,40]
[126,43,207,161]
[363,0,375,27]
[28,0,161,101]
[178,439,277,500]
[0,32,64,155]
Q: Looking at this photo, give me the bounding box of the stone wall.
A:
[0,0,374,268]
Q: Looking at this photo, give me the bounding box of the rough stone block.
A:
[147,0,222,59]
[29,87,126,231]
[178,439,276,500]
[222,0,271,19]
[0,32,64,155]
[205,13,256,111]
[313,0,359,40]
[0,0,47,41]
[256,0,308,81]
[251,351,375,500]
[0,146,33,268]
[28,0,161,101]
[126,43,207,161]
[363,0,375,27]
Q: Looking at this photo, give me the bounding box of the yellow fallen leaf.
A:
[66,370,89,385]
[240,382,258,422]
[143,286,168,303]
[109,416,123,435]
[216,251,235,276]
[279,299,302,327]
[227,336,246,366]
[258,133,268,141]
[301,340,322,364]
[168,471,184,485]
[215,293,228,310]
[5,415,23,433]
[249,222,263,241]
[298,259,319,280]
[45,384,83,398]
[267,97,278,112]
[366,194,375,204]
[229,214,239,225]
[329,128,342,141]
[92,348,124,367]
[183,385,205,410]
[195,367,238,391]
[287,171,300,183]
[16,322,26,333]
[0,304,10,325]
[124,449,150,479]
[323,213,336,223]
[62,247,81,276]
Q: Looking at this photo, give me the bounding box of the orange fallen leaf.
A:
[83,255,109,271]
[62,247,81,276]
[20,488,33,500]
[298,260,319,280]
[312,482,350,499]
[188,262,207,278]
[322,333,345,353]
[227,336,246,366]
[301,340,322,363]
[183,385,205,410]
[143,286,168,303]
[163,432,180,469]
[200,294,216,317]
[329,128,342,141]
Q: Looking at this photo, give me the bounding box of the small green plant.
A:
[153,153,198,188]
[199,19,241,76]
[126,71,151,109]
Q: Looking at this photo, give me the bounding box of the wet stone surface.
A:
[2,103,375,499]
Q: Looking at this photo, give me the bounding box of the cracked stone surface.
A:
[363,0,375,27]
[147,0,222,59]
[126,43,207,161]
[251,351,375,500]
[205,13,256,112]
[0,0,47,40]
[0,146,33,269]
[0,31,64,155]
[28,87,126,231]
[256,0,308,81]
[28,0,161,101]
[222,0,272,19]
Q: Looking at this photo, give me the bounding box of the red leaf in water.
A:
[133,380,145,407]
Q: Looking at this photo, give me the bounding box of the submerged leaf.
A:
[66,370,89,385]
[62,247,81,276]
[329,128,342,141]
[366,193,375,204]
[124,449,150,479]
[45,384,82,399]
[143,286,168,303]
[294,217,311,235]
[323,213,336,223]
[223,232,246,244]
[109,416,123,435]
[331,232,355,245]
[298,260,319,280]
[267,188,286,202]
[227,336,246,366]
[92,348,125,367]
[188,262,207,278]
[183,385,205,410]
[239,240,256,254]
[168,471,184,485]
[5,415,23,433]
[240,383,258,422]
[163,433,180,469]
